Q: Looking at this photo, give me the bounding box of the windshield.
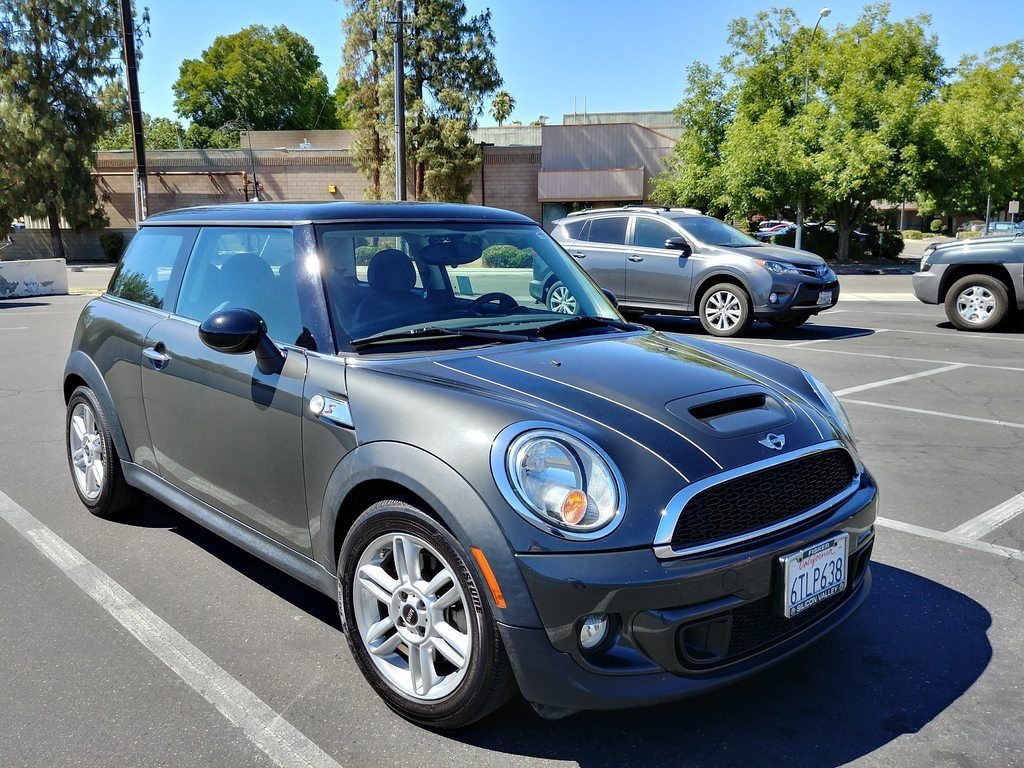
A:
[675,216,762,247]
[315,222,622,351]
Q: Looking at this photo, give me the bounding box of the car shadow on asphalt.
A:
[455,563,991,768]
[0,300,53,310]
[640,314,879,344]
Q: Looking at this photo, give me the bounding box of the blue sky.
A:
[137,0,1024,125]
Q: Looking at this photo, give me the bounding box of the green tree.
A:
[917,43,1024,218]
[655,4,944,260]
[0,0,143,257]
[173,25,338,132]
[490,90,515,126]
[341,0,502,202]
[334,77,357,128]
[98,114,239,150]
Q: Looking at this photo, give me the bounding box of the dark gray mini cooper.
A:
[64,202,876,728]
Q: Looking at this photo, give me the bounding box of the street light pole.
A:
[118,0,147,225]
[393,0,407,201]
[795,6,830,252]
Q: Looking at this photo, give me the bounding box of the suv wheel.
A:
[546,281,577,314]
[339,499,515,729]
[699,283,753,337]
[65,386,141,517]
[946,274,1009,331]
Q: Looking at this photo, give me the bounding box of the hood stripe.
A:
[433,361,690,482]
[480,356,724,470]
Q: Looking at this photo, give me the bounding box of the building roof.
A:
[141,201,536,227]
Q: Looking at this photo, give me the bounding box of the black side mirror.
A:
[601,288,618,308]
[665,237,692,257]
[199,308,285,375]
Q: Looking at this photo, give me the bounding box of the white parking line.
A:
[949,493,1024,540]
[833,364,965,397]
[0,490,343,768]
[841,399,1024,430]
[875,517,1024,562]
[838,293,919,302]
[0,326,28,331]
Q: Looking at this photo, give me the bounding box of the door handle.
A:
[143,345,170,369]
[628,255,644,262]
[570,251,586,259]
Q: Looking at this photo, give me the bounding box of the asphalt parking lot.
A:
[1,276,1022,768]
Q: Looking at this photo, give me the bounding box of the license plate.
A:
[817,290,833,305]
[779,533,848,618]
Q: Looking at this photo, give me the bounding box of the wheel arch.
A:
[693,271,752,310]
[63,350,131,462]
[938,263,1017,306]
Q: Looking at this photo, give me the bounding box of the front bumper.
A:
[752,277,840,319]
[499,474,877,711]
[912,268,944,304]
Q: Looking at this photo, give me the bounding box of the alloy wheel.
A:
[705,290,743,331]
[353,532,472,701]
[955,286,996,325]
[69,402,105,501]
[547,283,577,314]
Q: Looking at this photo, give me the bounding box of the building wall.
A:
[466,146,542,222]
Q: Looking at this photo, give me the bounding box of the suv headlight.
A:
[803,371,854,440]
[920,244,936,272]
[496,427,624,538]
[754,258,800,275]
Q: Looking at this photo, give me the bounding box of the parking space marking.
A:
[0,490,344,768]
[841,399,1024,430]
[876,516,1024,562]
[832,363,965,397]
[0,326,28,331]
[949,493,1024,540]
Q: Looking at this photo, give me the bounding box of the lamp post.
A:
[795,6,830,252]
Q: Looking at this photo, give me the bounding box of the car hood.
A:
[363,331,840,486]
[737,243,827,267]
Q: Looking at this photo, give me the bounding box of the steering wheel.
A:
[467,292,519,314]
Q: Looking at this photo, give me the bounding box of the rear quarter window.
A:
[108,227,195,309]
[587,216,628,245]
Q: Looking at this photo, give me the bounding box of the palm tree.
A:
[490,90,515,127]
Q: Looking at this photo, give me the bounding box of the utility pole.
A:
[393,0,407,201]
[796,7,831,251]
[985,192,992,235]
[118,0,147,225]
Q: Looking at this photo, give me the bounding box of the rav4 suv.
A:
[64,202,875,728]
[542,207,840,336]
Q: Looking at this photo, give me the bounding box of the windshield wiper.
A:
[526,315,641,339]
[351,326,534,351]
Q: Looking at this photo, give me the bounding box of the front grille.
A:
[670,449,857,551]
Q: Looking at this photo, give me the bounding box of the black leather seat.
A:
[351,249,426,336]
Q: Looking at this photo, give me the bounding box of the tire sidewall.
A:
[65,386,117,515]
[700,283,753,337]
[946,275,1008,332]
[338,501,502,728]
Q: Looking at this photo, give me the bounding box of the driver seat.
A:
[351,249,427,337]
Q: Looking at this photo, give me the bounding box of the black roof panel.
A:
[141,201,536,226]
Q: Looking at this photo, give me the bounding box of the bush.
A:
[769,226,903,260]
[929,219,943,233]
[355,245,381,266]
[98,231,126,263]
[900,229,929,240]
[481,244,533,268]
[957,230,983,240]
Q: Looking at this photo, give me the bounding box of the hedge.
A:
[956,230,983,240]
[900,229,930,240]
[768,228,905,261]
[99,231,126,263]
[929,219,943,233]
[481,244,533,268]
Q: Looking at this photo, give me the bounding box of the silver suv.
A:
[542,207,840,336]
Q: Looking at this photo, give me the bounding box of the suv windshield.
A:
[674,216,762,247]
[316,222,622,351]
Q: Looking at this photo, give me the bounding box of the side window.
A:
[562,219,588,240]
[107,227,193,309]
[633,217,678,250]
[587,216,628,246]
[175,227,305,346]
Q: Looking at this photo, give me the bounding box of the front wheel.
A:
[945,274,1009,331]
[699,283,753,337]
[339,500,515,729]
[546,281,577,314]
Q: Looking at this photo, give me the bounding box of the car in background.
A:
[543,206,839,337]
[913,232,1024,330]
[754,223,796,242]
[986,221,1023,235]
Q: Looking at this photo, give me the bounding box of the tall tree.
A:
[334,77,358,129]
[0,0,141,257]
[174,25,338,132]
[655,4,944,259]
[97,114,239,151]
[490,90,515,126]
[340,0,501,202]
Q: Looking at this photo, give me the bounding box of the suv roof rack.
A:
[565,205,702,218]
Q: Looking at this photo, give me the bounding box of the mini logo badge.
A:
[759,433,786,450]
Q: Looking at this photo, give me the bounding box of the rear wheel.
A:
[339,499,515,729]
[699,283,753,337]
[945,274,1009,331]
[546,281,577,314]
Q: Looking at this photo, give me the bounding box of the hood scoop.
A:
[667,385,796,438]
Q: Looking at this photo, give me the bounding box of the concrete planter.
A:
[0,258,69,298]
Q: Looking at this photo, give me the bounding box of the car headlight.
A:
[920,245,936,272]
[803,371,854,440]
[498,427,624,538]
[754,258,800,275]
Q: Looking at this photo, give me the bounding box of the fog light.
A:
[769,292,779,304]
[579,614,609,650]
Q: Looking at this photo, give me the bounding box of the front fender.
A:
[318,440,542,629]
[63,349,132,462]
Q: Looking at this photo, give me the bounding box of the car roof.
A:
[140,201,536,227]
[555,207,705,226]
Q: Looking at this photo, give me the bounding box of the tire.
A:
[545,281,577,314]
[945,274,1010,332]
[339,499,515,729]
[769,315,809,330]
[65,386,141,518]
[699,283,754,337]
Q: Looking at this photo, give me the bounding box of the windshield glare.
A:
[675,216,761,247]
[316,222,621,350]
